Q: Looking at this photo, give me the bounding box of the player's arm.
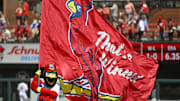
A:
[163,25,166,32]
[131,3,137,15]
[37,87,58,99]
[30,70,43,93]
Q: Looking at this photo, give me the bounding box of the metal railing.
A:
[156,79,180,100]
[0,78,30,101]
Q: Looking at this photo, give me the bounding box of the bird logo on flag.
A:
[65,0,104,100]
[66,0,82,20]
[66,0,93,25]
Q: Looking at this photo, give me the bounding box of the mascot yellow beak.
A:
[68,1,77,13]
[44,72,57,87]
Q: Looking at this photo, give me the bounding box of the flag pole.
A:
[38,66,40,86]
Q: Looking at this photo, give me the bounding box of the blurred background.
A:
[0,0,180,101]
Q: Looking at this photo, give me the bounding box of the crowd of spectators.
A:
[98,0,179,42]
[0,0,179,43]
[0,11,9,43]
[155,16,177,41]
[0,0,41,43]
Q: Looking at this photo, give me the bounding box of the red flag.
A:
[39,0,159,101]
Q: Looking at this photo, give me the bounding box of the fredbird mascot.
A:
[30,63,59,101]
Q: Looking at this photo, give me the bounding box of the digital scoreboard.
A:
[132,43,180,61]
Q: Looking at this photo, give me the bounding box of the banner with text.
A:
[0,44,39,64]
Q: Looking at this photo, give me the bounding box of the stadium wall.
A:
[3,0,18,25]
[0,43,180,100]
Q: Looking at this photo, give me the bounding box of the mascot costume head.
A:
[43,64,57,87]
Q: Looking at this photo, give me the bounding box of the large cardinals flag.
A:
[39,0,158,101]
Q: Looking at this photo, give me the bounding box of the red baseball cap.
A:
[44,63,57,73]
[158,16,163,20]
[141,1,146,4]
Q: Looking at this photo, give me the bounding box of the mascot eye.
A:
[45,72,56,77]
[77,5,81,11]
[45,72,49,76]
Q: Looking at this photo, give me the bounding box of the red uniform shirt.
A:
[158,20,166,32]
[14,26,24,37]
[101,8,108,18]
[23,2,29,15]
[16,6,23,16]
[140,5,149,14]
[128,25,133,33]
[120,22,127,34]
[23,28,30,34]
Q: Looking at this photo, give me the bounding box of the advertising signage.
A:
[132,43,180,61]
[0,44,39,64]
[0,43,179,64]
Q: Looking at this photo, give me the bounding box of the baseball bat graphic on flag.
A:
[39,0,159,101]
